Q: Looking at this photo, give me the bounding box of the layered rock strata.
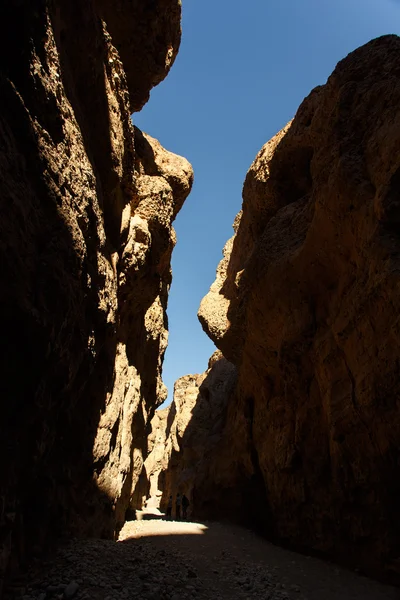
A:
[0,0,192,589]
[198,35,400,578]
[139,352,237,517]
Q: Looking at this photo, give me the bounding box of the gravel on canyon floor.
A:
[5,519,400,600]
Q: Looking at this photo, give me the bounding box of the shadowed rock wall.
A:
[0,0,192,588]
[198,35,400,579]
[140,353,237,518]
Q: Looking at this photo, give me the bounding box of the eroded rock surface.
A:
[198,34,400,578]
[0,0,191,588]
[140,352,237,516]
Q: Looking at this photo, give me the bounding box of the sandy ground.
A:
[120,519,400,600]
[6,519,400,600]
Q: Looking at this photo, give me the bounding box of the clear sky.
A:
[134,0,400,406]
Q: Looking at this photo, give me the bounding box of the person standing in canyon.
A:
[181,494,189,520]
[175,493,181,520]
[166,495,172,519]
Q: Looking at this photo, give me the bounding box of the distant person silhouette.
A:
[166,495,172,519]
[182,494,189,520]
[175,493,181,520]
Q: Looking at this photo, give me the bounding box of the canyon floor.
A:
[6,520,399,600]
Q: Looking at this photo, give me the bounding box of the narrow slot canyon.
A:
[1,1,400,599]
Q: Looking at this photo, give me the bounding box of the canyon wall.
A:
[198,34,400,578]
[0,0,192,588]
[141,352,237,518]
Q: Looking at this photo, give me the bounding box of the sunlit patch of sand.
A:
[119,519,208,540]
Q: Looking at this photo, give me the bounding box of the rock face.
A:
[141,352,237,518]
[0,0,192,588]
[198,35,400,577]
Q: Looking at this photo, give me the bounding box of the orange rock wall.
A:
[199,35,400,578]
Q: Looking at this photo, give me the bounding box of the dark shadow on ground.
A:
[118,521,399,600]
[5,520,398,600]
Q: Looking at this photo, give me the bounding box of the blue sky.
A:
[134,0,400,406]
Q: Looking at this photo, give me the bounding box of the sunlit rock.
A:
[0,0,191,586]
[198,34,400,579]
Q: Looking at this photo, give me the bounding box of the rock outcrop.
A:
[140,352,237,517]
[198,35,400,578]
[0,0,192,589]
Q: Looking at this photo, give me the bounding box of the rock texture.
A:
[198,35,400,579]
[0,0,192,590]
[140,352,237,517]
[96,0,182,112]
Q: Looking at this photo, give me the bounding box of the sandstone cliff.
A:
[198,34,400,578]
[0,0,192,588]
[140,353,237,517]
